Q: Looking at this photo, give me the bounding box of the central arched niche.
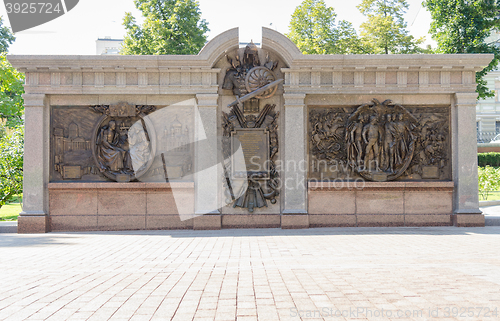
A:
[213,28,292,219]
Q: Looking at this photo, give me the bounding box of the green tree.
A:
[0,54,25,127]
[287,0,366,54]
[0,16,15,54]
[0,124,23,209]
[0,16,24,209]
[121,0,209,55]
[358,0,427,54]
[424,0,500,99]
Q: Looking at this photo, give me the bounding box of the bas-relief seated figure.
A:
[96,120,133,174]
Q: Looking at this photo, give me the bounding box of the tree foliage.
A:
[358,0,426,54]
[0,54,25,127]
[286,0,366,54]
[424,0,500,99]
[0,16,15,54]
[0,16,23,209]
[478,165,500,200]
[121,0,209,55]
[0,124,23,209]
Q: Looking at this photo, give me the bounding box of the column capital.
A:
[454,92,478,106]
[283,93,306,107]
[22,93,47,107]
[196,93,218,107]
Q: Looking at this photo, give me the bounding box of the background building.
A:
[476,31,500,142]
[95,37,123,55]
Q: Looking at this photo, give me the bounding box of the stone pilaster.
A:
[452,93,484,226]
[193,94,221,229]
[18,94,50,233]
[282,93,308,228]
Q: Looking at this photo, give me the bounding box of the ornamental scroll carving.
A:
[309,99,450,181]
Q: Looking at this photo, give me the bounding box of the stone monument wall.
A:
[8,28,492,232]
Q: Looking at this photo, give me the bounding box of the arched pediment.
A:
[261,27,303,68]
[197,28,239,68]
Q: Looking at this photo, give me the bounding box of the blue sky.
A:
[1,0,433,55]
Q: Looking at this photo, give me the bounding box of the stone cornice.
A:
[7,27,493,96]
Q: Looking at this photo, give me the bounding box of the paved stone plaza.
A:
[1,227,500,321]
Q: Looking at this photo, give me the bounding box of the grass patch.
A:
[480,191,500,201]
[0,195,21,221]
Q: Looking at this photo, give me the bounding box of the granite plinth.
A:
[48,182,194,232]
[452,214,485,227]
[222,215,280,229]
[281,214,309,229]
[308,181,454,227]
[17,215,50,233]
[193,214,221,230]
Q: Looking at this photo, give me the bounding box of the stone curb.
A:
[479,200,500,207]
[0,221,18,233]
[486,217,500,226]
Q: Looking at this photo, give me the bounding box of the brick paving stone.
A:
[1,227,500,320]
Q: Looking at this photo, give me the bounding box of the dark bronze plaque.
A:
[308,101,451,181]
[63,165,82,179]
[51,106,104,182]
[231,128,269,178]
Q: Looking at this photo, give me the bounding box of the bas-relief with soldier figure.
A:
[309,99,450,182]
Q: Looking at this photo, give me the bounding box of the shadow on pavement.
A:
[47,226,500,238]
[1,227,499,248]
[0,234,80,248]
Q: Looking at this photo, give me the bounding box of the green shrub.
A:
[478,152,500,167]
[0,124,23,208]
[478,166,500,200]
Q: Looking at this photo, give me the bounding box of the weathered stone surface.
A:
[222,215,280,229]
[308,214,356,227]
[405,214,451,227]
[146,215,193,230]
[97,191,147,215]
[193,215,221,230]
[49,191,97,216]
[357,214,405,227]
[98,215,146,231]
[51,215,98,231]
[281,214,309,229]
[453,214,485,227]
[17,216,49,233]
[404,191,453,215]
[308,191,356,215]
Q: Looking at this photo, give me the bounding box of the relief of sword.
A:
[227,78,284,108]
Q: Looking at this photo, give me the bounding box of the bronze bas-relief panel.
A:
[308,102,451,181]
[51,106,104,182]
[50,105,195,182]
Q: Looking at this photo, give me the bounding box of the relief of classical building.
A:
[161,115,193,179]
